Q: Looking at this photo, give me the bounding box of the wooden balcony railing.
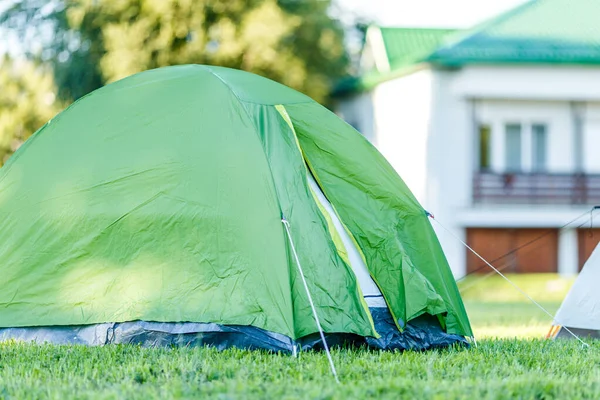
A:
[473,172,600,205]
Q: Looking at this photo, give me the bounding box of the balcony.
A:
[473,172,600,205]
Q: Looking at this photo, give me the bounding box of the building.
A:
[334,0,600,278]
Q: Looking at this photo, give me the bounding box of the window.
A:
[505,124,522,172]
[531,123,548,172]
[478,124,491,171]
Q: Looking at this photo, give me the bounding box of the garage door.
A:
[578,228,600,271]
[466,228,558,274]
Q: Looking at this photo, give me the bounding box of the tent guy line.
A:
[429,214,590,348]
[458,207,599,294]
[550,236,600,340]
[455,208,598,281]
[590,206,600,233]
[282,216,339,383]
[0,65,471,353]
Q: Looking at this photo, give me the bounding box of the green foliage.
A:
[0,56,64,164]
[0,0,350,163]
[2,0,349,104]
[0,0,351,164]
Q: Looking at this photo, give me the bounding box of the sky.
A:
[339,0,529,28]
[1,0,531,56]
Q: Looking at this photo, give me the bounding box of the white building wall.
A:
[336,65,600,277]
[335,92,376,143]
[371,69,433,204]
[430,65,600,277]
[584,103,600,173]
[558,228,579,277]
[449,65,600,101]
[425,69,473,277]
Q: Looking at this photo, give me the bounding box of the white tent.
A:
[549,243,600,339]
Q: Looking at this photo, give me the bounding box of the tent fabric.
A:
[0,308,468,352]
[554,243,600,331]
[286,103,471,335]
[553,326,600,340]
[0,321,295,350]
[0,64,472,348]
[305,171,386,308]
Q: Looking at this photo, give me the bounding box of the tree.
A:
[2,0,350,104]
[0,56,64,164]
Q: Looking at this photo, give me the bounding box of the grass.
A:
[1,274,597,399]
[459,273,576,338]
[1,339,599,399]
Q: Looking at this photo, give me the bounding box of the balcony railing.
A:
[473,172,600,205]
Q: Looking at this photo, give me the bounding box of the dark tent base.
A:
[0,307,467,352]
[554,326,600,340]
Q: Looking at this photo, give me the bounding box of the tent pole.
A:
[282,217,340,383]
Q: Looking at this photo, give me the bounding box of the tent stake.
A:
[282,217,340,383]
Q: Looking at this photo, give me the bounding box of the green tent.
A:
[0,65,471,351]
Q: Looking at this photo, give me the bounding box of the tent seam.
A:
[201,66,313,106]
[275,104,379,338]
[204,67,306,340]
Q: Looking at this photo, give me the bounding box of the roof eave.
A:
[332,62,432,97]
[428,56,600,68]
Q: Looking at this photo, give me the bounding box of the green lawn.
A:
[460,273,575,338]
[1,274,598,399]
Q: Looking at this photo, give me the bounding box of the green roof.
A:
[335,0,600,95]
[333,28,456,95]
[380,27,456,70]
[429,0,600,66]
